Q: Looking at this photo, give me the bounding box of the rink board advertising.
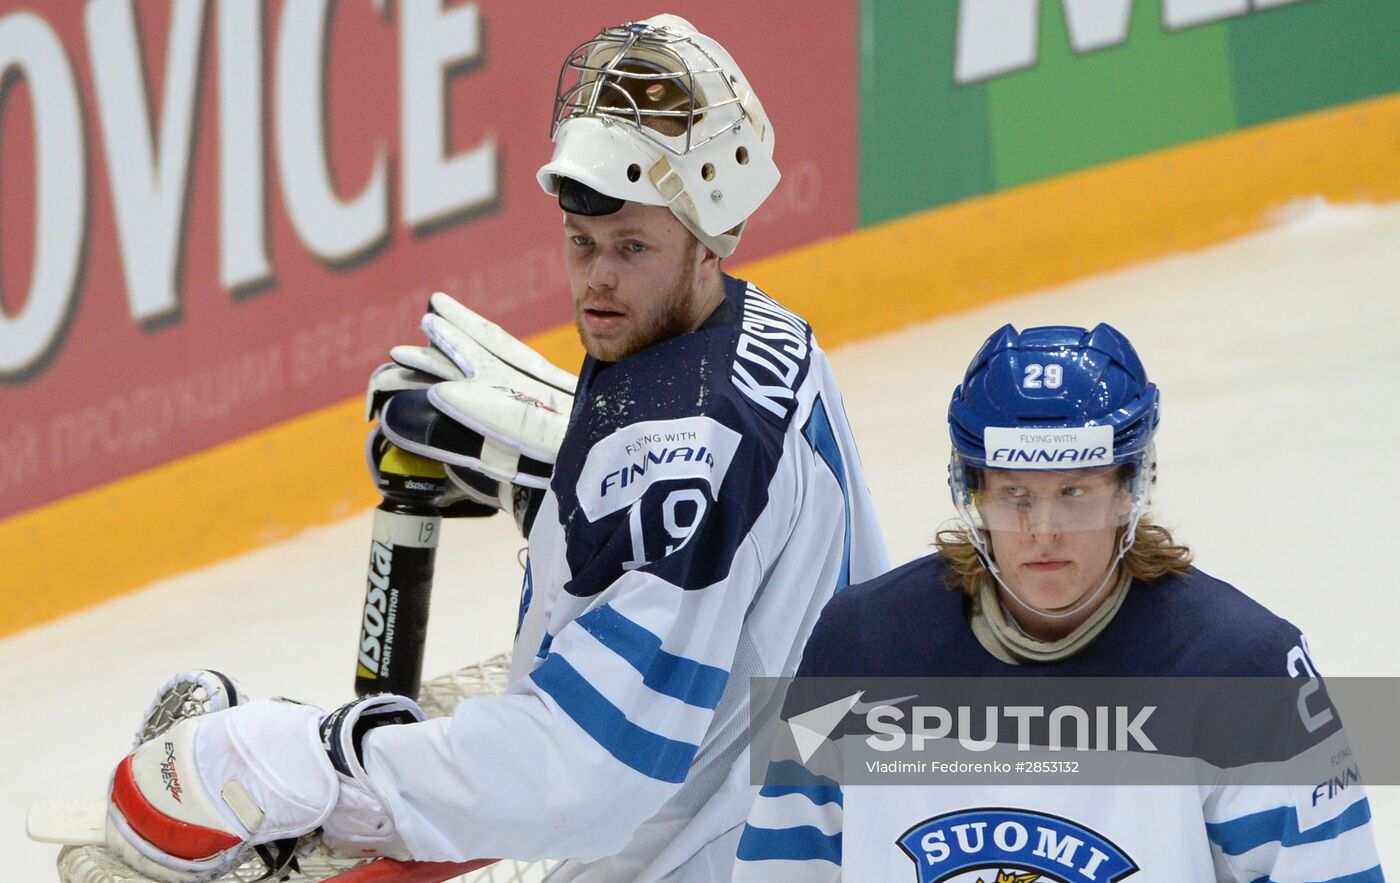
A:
[0,0,858,520]
[4,0,1400,630]
[8,0,1400,523]
[861,0,1400,224]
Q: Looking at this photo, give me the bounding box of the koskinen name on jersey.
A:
[731,286,808,421]
[897,809,1138,883]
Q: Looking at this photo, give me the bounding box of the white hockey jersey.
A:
[734,555,1385,882]
[363,276,889,880]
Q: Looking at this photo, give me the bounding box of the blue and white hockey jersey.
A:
[735,555,1385,882]
[363,275,889,880]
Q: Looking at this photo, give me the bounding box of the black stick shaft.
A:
[356,444,447,699]
[355,504,440,698]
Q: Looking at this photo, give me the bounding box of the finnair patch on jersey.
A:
[897,808,1138,882]
[576,416,742,520]
[984,426,1114,470]
[1297,747,1367,832]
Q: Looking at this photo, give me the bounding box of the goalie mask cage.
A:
[54,654,556,883]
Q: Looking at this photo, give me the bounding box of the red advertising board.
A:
[0,0,857,520]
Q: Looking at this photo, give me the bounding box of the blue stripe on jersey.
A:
[515,556,534,638]
[736,823,841,864]
[801,396,851,593]
[1249,867,1385,883]
[1206,798,1373,855]
[576,605,729,710]
[530,654,699,784]
[535,631,555,659]
[758,760,843,806]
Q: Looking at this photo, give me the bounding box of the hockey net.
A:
[55,654,556,883]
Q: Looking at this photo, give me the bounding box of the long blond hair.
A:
[934,520,1193,597]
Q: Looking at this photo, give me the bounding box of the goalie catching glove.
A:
[106,677,424,883]
[367,292,575,536]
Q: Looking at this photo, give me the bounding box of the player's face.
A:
[981,467,1127,613]
[562,203,717,362]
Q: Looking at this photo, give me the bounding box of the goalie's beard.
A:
[574,243,705,363]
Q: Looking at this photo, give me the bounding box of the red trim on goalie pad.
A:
[110,755,242,860]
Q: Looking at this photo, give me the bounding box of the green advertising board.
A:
[860,0,1400,225]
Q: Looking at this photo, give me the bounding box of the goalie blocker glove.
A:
[366,292,576,536]
[365,360,500,521]
[377,388,556,536]
[106,692,425,883]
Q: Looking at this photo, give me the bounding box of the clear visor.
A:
[949,447,1156,622]
[951,456,1149,536]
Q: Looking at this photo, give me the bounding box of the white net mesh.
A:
[56,654,556,883]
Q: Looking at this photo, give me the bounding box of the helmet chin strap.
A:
[986,552,1118,625]
[975,516,1141,625]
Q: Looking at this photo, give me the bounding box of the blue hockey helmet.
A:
[948,323,1159,472]
[947,324,1161,615]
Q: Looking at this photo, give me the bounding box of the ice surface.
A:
[6,202,1398,878]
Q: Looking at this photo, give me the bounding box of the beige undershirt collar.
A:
[970,570,1133,665]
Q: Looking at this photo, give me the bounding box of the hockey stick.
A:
[354,440,501,698]
[355,448,448,700]
[332,457,500,882]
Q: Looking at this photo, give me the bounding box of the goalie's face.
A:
[981,467,1127,615]
[563,202,720,362]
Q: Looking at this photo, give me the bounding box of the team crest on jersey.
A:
[897,809,1138,883]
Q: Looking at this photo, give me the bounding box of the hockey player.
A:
[101,15,888,883]
[735,323,1385,881]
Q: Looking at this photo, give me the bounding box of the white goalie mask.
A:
[536,14,780,258]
